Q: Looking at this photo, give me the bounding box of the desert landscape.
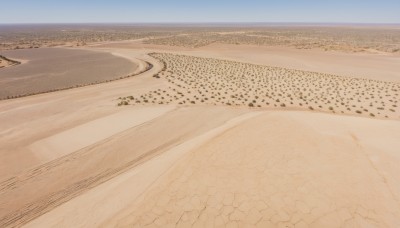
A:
[118,53,399,120]
[1,2,400,227]
[0,48,142,99]
[2,24,400,54]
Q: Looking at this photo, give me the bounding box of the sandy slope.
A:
[0,106,247,228]
[104,111,400,228]
[22,111,400,228]
[0,49,160,179]
[0,42,399,227]
[197,44,400,83]
[29,107,175,161]
[95,41,400,82]
[24,111,262,228]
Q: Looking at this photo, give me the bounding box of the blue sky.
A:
[1,0,399,24]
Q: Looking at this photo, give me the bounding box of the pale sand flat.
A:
[0,49,163,179]
[21,111,400,227]
[0,106,248,227]
[104,111,400,227]
[29,106,175,161]
[24,111,262,228]
[1,43,399,227]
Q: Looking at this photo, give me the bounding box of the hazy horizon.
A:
[1,0,400,24]
[1,22,400,25]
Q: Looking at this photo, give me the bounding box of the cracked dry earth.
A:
[111,113,400,228]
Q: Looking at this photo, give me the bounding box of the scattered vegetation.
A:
[0,55,21,68]
[145,27,400,53]
[119,53,399,119]
[2,25,400,54]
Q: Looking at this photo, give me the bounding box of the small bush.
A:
[117,101,129,106]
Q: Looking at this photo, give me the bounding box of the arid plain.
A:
[0,25,400,228]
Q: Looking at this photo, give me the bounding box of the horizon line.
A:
[1,22,400,25]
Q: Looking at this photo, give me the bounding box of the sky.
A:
[1,0,400,24]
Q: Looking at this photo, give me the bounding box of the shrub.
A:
[117,101,129,106]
